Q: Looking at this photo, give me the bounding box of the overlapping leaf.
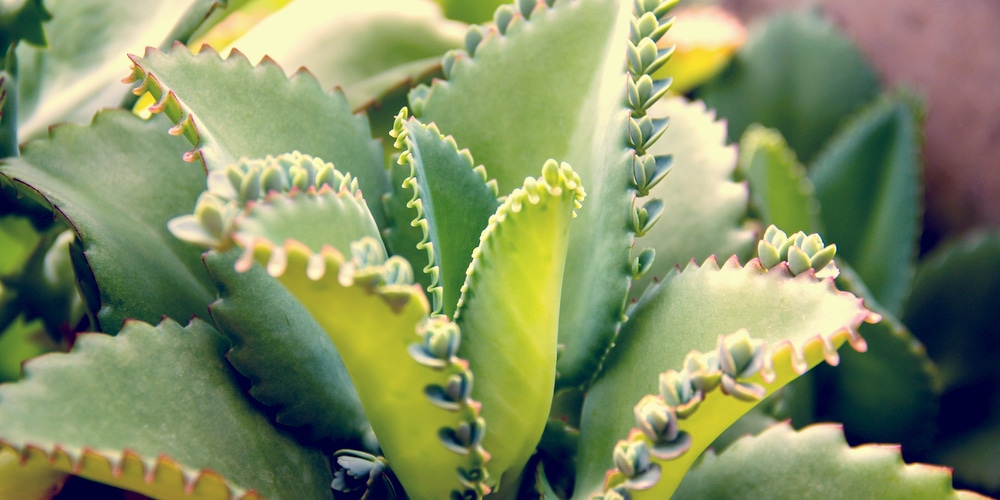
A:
[672,422,979,499]
[125,44,391,225]
[697,9,880,162]
[454,160,585,486]
[205,250,371,445]
[225,0,465,108]
[575,257,875,496]
[811,91,923,316]
[392,114,499,316]
[0,111,214,333]
[0,318,333,499]
[15,0,220,140]
[738,124,820,234]
[630,96,754,300]
[413,0,662,388]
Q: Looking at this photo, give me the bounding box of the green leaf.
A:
[738,124,820,234]
[125,44,391,226]
[672,422,977,499]
[697,9,880,162]
[903,231,1000,390]
[0,111,214,333]
[0,317,56,384]
[631,96,754,300]
[811,260,940,456]
[432,0,507,24]
[250,237,484,498]
[0,72,17,157]
[393,114,500,316]
[414,0,669,388]
[810,91,924,316]
[381,156,434,290]
[15,0,217,140]
[233,187,383,258]
[0,215,39,278]
[455,160,585,485]
[0,318,333,499]
[226,0,464,108]
[575,256,875,497]
[205,250,371,445]
[0,0,51,50]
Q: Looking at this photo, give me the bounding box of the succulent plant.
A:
[0,0,989,498]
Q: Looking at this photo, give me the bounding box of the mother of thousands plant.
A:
[0,0,985,498]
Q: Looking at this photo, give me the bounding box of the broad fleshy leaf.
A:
[246,236,486,498]
[672,422,980,499]
[455,160,585,486]
[0,111,214,333]
[810,91,924,316]
[413,0,677,389]
[225,0,465,108]
[205,250,371,445]
[630,96,754,300]
[697,9,880,162]
[0,318,333,499]
[575,256,875,497]
[738,124,820,234]
[392,113,500,316]
[124,44,391,226]
[15,0,220,140]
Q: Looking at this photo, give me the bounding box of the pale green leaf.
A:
[455,160,585,485]
[631,96,754,300]
[673,422,979,499]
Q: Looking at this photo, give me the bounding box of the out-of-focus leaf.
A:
[225,0,464,108]
[810,91,924,316]
[814,260,940,456]
[673,422,979,499]
[432,0,505,24]
[0,111,214,333]
[697,9,880,162]
[653,4,746,94]
[738,124,820,234]
[0,0,51,50]
[15,0,221,140]
[904,231,1000,390]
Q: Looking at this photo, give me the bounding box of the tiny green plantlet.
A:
[0,0,987,498]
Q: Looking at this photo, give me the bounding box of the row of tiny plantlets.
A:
[595,226,841,498]
[408,317,492,498]
[168,152,361,250]
[627,0,679,257]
